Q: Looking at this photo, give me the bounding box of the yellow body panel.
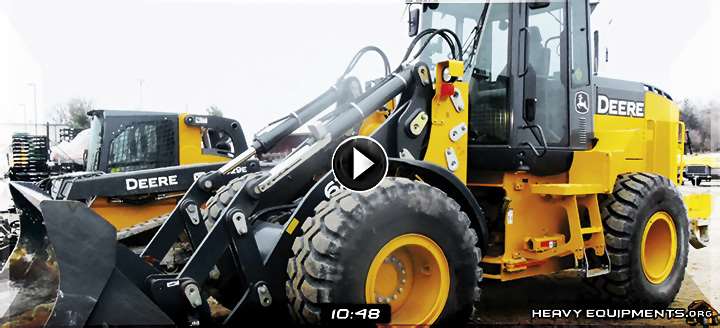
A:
[177,113,230,165]
[575,92,680,191]
[677,122,687,184]
[685,194,713,220]
[422,61,469,184]
[89,197,178,231]
[359,100,395,137]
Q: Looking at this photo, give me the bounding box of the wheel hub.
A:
[365,234,450,325]
[375,255,408,303]
[641,211,678,284]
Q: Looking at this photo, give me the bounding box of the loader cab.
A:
[418,0,594,177]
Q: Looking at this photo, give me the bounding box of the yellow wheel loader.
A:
[0,1,713,327]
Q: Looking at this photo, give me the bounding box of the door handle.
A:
[518,27,529,77]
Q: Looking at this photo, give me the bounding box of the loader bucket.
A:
[0,182,117,327]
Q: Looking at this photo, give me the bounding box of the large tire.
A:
[592,173,689,306]
[286,177,483,326]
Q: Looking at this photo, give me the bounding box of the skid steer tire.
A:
[286,177,483,326]
[206,175,252,224]
[591,173,689,306]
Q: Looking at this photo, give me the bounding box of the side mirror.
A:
[593,30,599,75]
[408,8,420,37]
[528,1,550,9]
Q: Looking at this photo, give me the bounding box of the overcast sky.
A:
[1,0,718,143]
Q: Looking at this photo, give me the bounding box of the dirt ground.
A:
[469,179,719,326]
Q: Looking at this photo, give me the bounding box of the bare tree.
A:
[52,98,93,129]
[679,99,720,152]
[206,105,223,117]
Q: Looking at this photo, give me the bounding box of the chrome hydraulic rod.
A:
[217,85,340,175]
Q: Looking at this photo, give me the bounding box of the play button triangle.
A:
[353,147,374,180]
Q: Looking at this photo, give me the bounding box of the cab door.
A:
[515,1,594,174]
[467,0,593,179]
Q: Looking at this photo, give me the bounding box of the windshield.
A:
[417,3,488,80]
[85,115,103,171]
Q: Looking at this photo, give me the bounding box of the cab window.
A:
[107,120,176,172]
[467,3,512,145]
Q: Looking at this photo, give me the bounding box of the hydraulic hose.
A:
[402,28,463,63]
[218,46,395,176]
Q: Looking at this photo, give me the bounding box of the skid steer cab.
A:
[0,1,713,327]
[85,109,247,173]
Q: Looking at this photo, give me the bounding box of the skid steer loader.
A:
[42,110,248,235]
[0,1,713,327]
[0,111,247,264]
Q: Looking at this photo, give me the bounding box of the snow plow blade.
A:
[0,182,173,327]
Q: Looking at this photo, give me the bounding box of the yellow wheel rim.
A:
[640,211,678,284]
[365,234,450,325]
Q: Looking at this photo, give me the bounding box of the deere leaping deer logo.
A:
[575,91,590,114]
